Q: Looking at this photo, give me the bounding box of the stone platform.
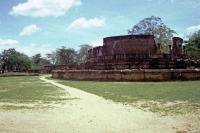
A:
[52,69,200,81]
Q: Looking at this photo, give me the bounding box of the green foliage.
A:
[55,46,77,65]
[0,48,31,71]
[186,30,200,60]
[0,48,19,62]
[46,51,57,64]
[31,53,51,69]
[76,44,93,64]
[45,45,93,66]
[128,16,176,52]
[0,48,19,71]
[1,44,93,69]
[32,53,42,65]
[8,53,31,71]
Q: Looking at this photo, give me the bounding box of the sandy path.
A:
[0,76,199,133]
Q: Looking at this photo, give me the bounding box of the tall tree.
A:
[8,53,31,71]
[185,30,200,60]
[0,48,31,71]
[0,48,19,62]
[31,53,52,69]
[128,16,176,52]
[46,51,57,65]
[56,46,77,65]
[32,53,42,65]
[0,48,20,71]
[77,44,93,64]
[41,58,51,66]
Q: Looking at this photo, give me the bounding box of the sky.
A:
[0,0,200,57]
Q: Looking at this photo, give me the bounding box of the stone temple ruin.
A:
[85,35,189,70]
[52,35,200,81]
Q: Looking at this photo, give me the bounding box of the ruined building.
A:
[83,35,189,70]
[52,35,200,81]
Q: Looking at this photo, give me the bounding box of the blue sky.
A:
[0,0,200,57]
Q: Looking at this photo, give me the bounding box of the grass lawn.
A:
[49,78,200,115]
[0,74,199,115]
[0,72,38,77]
[0,76,71,110]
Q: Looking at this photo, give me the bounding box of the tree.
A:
[0,48,20,71]
[77,44,93,64]
[8,53,31,71]
[19,54,31,70]
[56,46,77,65]
[41,58,51,65]
[0,48,19,62]
[128,16,176,52]
[46,51,57,65]
[32,53,42,65]
[185,30,200,60]
[7,54,20,70]
[31,53,52,69]
[0,48,31,71]
[31,53,43,69]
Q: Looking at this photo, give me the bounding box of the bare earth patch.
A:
[0,76,199,133]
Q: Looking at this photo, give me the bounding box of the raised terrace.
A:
[51,35,200,81]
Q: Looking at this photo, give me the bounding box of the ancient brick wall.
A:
[172,37,183,59]
[85,35,191,70]
[103,35,156,56]
[52,69,200,81]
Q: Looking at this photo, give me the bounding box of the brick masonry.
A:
[52,69,200,81]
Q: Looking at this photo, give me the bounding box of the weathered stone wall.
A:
[172,37,184,59]
[103,35,156,56]
[52,69,200,81]
[85,35,189,70]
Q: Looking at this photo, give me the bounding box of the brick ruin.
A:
[83,35,190,70]
[51,35,200,81]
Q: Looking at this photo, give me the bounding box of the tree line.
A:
[0,44,92,71]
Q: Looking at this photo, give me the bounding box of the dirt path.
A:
[0,76,199,133]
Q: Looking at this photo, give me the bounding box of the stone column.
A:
[158,43,161,54]
[179,45,182,55]
[183,45,186,55]
[168,45,171,54]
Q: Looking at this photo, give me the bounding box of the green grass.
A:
[48,79,200,103]
[0,76,72,110]
[0,72,39,77]
[1,74,199,114]
[49,78,200,115]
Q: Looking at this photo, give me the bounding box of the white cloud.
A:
[20,24,41,36]
[30,43,38,47]
[186,25,200,32]
[16,43,54,57]
[66,17,105,31]
[9,0,81,17]
[0,41,53,57]
[0,39,19,46]
[90,40,103,47]
[42,44,52,47]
